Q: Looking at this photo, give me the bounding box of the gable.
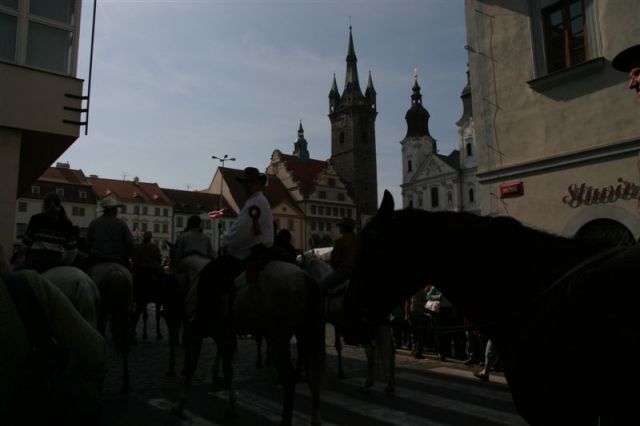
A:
[409,153,457,184]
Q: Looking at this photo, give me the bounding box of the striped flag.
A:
[208,208,224,219]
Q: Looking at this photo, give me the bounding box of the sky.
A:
[65,0,469,204]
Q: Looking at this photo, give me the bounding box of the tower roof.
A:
[329,73,340,99]
[456,68,473,126]
[293,121,310,163]
[405,73,432,138]
[365,70,376,96]
[342,26,363,98]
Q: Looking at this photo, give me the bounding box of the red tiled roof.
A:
[279,154,328,197]
[162,188,236,216]
[90,178,172,205]
[220,167,302,214]
[40,167,92,186]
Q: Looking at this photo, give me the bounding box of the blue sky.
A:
[66,0,468,204]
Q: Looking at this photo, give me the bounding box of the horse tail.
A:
[105,266,133,357]
[297,274,326,392]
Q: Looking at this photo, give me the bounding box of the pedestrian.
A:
[0,243,107,425]
[474,339,500,382]
[319,217,357,293]
[132,231,165,340]
[408,284,430,359]
[15,192,76,273]
[87,195,134,267]
[612,44,640,97]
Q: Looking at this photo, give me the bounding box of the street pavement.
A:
[99,309,526,426]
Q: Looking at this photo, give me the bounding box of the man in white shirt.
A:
[193,167,274,335]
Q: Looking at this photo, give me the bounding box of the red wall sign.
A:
[499,181,524,199]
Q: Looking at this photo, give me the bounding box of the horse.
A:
[42,265,100,328]
[131,265,164,342]
[87,262,134,392]
[345,190,640,426]
[175,260,326,426]
[299,253,395,393]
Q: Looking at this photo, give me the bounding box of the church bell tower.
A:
[329,26,378,220]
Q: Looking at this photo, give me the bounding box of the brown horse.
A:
[345,190,640,426]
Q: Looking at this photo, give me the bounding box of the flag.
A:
[208,208,224,219]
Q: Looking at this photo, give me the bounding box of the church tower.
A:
[329,26,378,220]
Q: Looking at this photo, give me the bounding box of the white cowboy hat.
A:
[100,195,123,210]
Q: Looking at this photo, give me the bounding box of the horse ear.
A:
[378,190,395,222]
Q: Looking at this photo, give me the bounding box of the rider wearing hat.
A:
[612,44,640,98]
[320,217,357,293]
[194,167,274,332]
[87,195,134,267]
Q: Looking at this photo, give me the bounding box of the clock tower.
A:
[329,26,378,220]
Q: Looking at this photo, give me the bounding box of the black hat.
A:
[337,217,356,229]
[236,167,267,186]
[612,44,640,72]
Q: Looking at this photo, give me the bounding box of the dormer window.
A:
[31,185,40,194]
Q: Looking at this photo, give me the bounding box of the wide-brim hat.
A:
[612,44,640,72]
[337,217,356,229]
[236,167,268,186]
[100,195,123,210]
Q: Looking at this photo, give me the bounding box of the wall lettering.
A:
[562,178,640,208]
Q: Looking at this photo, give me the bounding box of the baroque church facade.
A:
[401,71,479,214]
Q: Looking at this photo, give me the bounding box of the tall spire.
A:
[343,25,363,98]
[405,71,432,138]
[365,70,376,95]
[293,120,310,163]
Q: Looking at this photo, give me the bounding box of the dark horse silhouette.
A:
[344,190,640,426]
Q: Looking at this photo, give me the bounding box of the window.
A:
[287,219,294,230]
[176,217,184,228]
[55,188,64,197]
[142,223,148,232]
[120,205,127,214]
[133,205,139,215]
[162,224,168,233]
[346,209,352,218]
[133,222,138,230]
[318,206,324,215]
[340,208,345,217]
[154,207,160,216]
[337,193,345,202]
[16,222,26,238]
[318,191,326,200]
[408,196,414,208]
[327,223,332,232]
[71,206,85,216]
[1,0,78,74]
[408,159,412,172]
[163,208,168,217]
[466,141,473,157]
[417,196,423,208]
[339,132,345,145]
[31,185,40,194]
[154,223,160,233]
[469,188,475,203]
[328,178,336,187]
[542,0,587,73]
[142,206,148,215]
[310,205,316,215]
[431,187,439,208]
[319,222,325,232]
[310,221,316,231]
[18,202,27,212]
[447,191,453,206]
[79,190,87,199]
[333,207,338,216]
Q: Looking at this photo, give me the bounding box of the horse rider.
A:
[0,243,107,425]
[612,43,640,98]
[86,196,134,268]
[132,231,164,336]
[319,217,357,293]
[173,215,214,266]
[272,228,298,264]
[15,192,77,273]
[195,167,274,332]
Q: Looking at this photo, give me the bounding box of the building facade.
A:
[329,26,379,224]
[465,0,640,244]
[401,75,480,214]
[0,0,85,252]
[267,123,358,249]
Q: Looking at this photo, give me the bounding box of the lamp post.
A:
[212,154,235,253]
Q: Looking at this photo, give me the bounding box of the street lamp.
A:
[212,154,235,253]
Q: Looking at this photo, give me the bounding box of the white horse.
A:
[299,253,396,394]
[87,262,134,392]
[42,266,100,328]
[176,260,326,426]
